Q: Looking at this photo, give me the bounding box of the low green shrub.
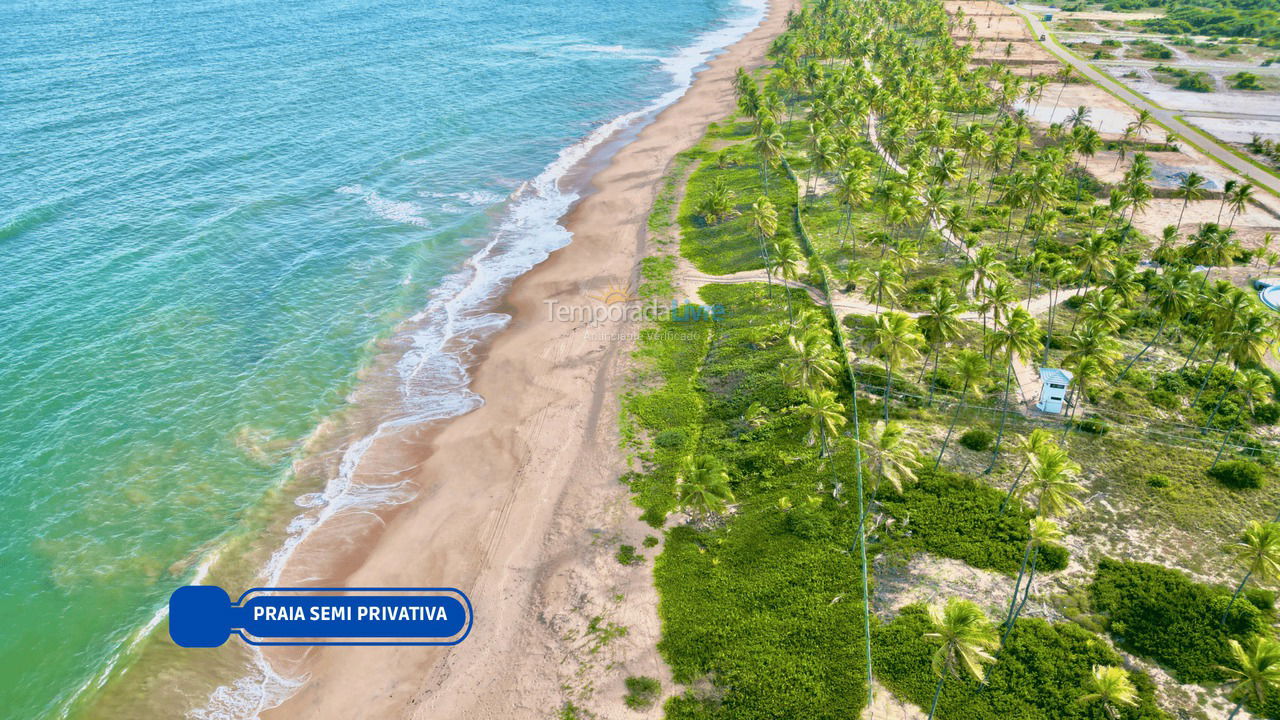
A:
[1207,459,1267,489]
[1146,474,1171,488]
[878,470,1069,574]
[1090,558,1266,682]
[875,605,1169,719]
[623,676,661,710]
[959,427,994,452]
[655,428,688,449]
[1076,417,1109,435]
[616,544,643,566]
[1254,402,1280,425]
[642,535,660,548]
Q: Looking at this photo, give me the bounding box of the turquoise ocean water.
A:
[0,0,764,716]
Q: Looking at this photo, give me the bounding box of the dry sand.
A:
[254,2,800,718]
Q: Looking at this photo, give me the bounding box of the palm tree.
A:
[1119,267,1191,380]
[748,196,778,293]
[984,307,1040,471]
[1218,179,1239,224]
[919,287,966,402]
[1174,171,1209,231]
[1227,182,1255,230]
[1046,67,1074,124]
[999,428,1055,513]
[860,420,921,498]
[935,350,989,470]
[923,599,1000,720]
[677,455,735,527]
[771,239,805,322]
[1222,521,1280,624]
[1221,637,1280,720]
[862,261,905,312]
[868,311,924,420]
[1061,322,1122,435]
[796,388,848,458]
[1015,444,1085,518]
[1078,665,1139,720]
[780,331,839,390]
[753,120,785,192]
[1001,517,1064,644]
[1129,109,1154,143]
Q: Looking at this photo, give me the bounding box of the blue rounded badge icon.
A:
[169,586,472,648]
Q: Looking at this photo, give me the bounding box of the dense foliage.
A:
[876,604,1170,719]
[1090,558,1267,682]
[878,469,1069,574]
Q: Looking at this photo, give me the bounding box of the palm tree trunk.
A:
[1118,315,1167,381]
[1222,569,1255,625]
[1211,399,1249,469]
[934,380,969,470]
[985,355,1016,473]
[1191,349,1225,408]
[1177,197,1188,231]
[1003,540,1034,631]
[927,351,942,406]
[883,360,893,421]
[1227,700,1244,720]
[927,677,946,720]
[999,457,1032,513]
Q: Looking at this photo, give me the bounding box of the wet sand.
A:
[257,1,799,717]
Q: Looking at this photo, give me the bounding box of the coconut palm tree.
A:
[860,420,921,514]
[919,286,966,401]
[984,306,1040,471]
[1218,179,1240,224]
[869,311,924,420]
[862,261,905,312]
[1129,109,1154,143]
[753,120,786,192]
[1174,171,1209,231]
[780,331,839,390]
[1227,182,1255,230]
[923,599,1000,720]
[835,169,872,245]
[771,239,806,322]
[748,196,778,293]
[1000,428,1055,513]
[1015,444,1085,518]
[1222,521,1280,624]
[796,387,848,458]
[1001,517,1064,644]
[1119,267,1192,380]
[1061,322,1122,435]
[677,455,735,527]
[935,350,989,470]
[1078,665,1139,720]
[1220,637,1280,720]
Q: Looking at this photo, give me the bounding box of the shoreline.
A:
[248,0,798,716]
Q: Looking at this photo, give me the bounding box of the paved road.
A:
[1008,3,1280,196]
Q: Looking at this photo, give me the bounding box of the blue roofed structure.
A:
[1036,368,1073,414]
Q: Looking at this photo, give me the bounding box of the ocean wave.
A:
[193,0,767,716]
[336,184,431,227]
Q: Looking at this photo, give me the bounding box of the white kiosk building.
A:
[1036,368,1073,414]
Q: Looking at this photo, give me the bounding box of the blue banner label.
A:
[169,586,473,648]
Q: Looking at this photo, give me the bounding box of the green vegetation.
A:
[878,470,1069,574]
[876,604,1169,719]
[624,676,661,710]
[1153,64,1215,92]
[1210,458,1269,488]
[1090,558,1267,682]
[1230,71,1266,90]
[616,544,644,566]
[608,0,1280,716]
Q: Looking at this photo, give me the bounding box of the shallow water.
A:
[0,0,760,715]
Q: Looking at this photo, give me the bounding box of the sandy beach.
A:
[257,1,798,717]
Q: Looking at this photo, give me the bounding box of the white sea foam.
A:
[192,0,767,717]
[337,184,432,227]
